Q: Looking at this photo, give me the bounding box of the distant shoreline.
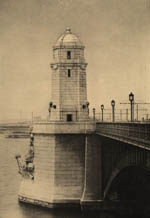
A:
[0,124,30,138]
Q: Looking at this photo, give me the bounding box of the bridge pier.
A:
[81,134,104,210]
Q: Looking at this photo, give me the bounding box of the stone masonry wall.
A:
[54,47,85,62]
[19,133,86,203]
[60,66,78,108]
[50,68,60,120]
[50,45,88,121]
[81,134,103,202]
[53,134,85,200]
[19,135,56,202]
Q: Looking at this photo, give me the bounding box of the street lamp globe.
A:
[129,92,134,102]
[101,104,104,110]
[111,100,115,107]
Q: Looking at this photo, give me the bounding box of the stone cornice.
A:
[53,45,85,50]
[32,121,96,134]
[50,63,88,69]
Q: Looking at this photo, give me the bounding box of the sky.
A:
[0,0,150,121]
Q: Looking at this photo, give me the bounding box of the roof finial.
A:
[66,27,71,34]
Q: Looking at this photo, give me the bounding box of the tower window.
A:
[68,69,71,77]
[67,114,72,122]
[67,51,71,59]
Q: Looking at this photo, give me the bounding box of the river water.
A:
[0,133,132,218]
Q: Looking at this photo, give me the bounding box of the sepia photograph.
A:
[0,0,149,217]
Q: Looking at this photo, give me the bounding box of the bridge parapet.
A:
[96,122,150,150]
[32,121,96,134]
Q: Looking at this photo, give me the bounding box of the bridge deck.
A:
[96,122,150,150]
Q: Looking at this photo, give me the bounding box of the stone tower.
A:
[17,28,95,208]
[49,27,89,121]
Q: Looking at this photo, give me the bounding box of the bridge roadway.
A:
[96,122,150,150]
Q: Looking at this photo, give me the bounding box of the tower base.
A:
[17,122,96,209]
[18,178,81,208]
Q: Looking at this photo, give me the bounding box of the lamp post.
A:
[129,92,134,122]
[111,100,115,122]
[86,102,90,116]
[101,104,104,122]
[93,108,95,121]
